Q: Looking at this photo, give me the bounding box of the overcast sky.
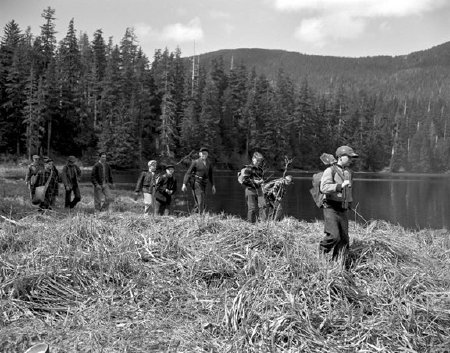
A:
[1,0,450,58]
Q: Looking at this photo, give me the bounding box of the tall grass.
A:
[0,178,449,352]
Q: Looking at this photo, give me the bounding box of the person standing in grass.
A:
[35,157,59,210]
[91,152,114,211]
[61,156,82,209]
[154,164,177,215]
[134,160,158,215]
[239,151,266,223]
[25,154,43,199]
[181,147,216,213]
[319,145,359,260]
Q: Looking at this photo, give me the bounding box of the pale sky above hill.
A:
[1,0,450,58]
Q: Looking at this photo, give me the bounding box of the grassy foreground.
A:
[0,178,450,352]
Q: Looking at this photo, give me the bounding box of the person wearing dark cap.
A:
[154,164,178,215]
[61,156,82,209]
[181,147,216,213]
[25,154,44,199]
[134,160,158,214]
[319,145,359,261]
[239,151,266,223]
[91,152,115,211]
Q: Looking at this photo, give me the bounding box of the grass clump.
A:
[0,178,449,352]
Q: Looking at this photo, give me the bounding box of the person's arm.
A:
[75,165,82,179]
[182,161,196,191]
[135,172,144,193]
[320,167,345,194]
[91,164,99,186]
[183,160,196,185]
[208,163,214,187]
[107,164,114,184]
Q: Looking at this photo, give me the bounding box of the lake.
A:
[82,170,450,230]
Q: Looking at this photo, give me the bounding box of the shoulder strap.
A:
[331,164,346,181]
[44,169,54,189]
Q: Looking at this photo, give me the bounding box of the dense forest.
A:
[1,7,450,172]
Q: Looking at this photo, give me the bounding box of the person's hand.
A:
[166,189,173,195]
[181,184,187,192]
[342,180,351,188]
[212,185,216,195]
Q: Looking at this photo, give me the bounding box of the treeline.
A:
[1,7,450,172]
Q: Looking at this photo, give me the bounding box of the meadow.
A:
[0,175,449,352]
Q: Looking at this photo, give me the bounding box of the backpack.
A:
[310,172,326,208]
[310,166,338,208]
[237,167,249,185]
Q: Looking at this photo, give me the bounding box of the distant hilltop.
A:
[188,41,450,100]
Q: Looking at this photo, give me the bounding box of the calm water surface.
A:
[83,170,450,230]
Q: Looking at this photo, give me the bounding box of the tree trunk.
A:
[47,119,52,156]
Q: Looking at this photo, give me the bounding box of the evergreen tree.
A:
[0,20,25,154]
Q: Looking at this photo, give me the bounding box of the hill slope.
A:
[193,41,450,98]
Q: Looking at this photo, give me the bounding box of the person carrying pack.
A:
[239,151,266,223]
[316,146,359,261]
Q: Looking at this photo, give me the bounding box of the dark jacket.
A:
[155,173,177,203]
[91,161,113,187]
[36,166,59,199]
[241,164,264,191]
[61,163,81,189]
[183,158,214,187]
[135,171,157,194]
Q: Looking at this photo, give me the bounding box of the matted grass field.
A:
[0,176,449,352]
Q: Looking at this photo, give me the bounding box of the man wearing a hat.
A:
[154,164,177,215]
[181,147,216,213]
[61,156,82,209]
[25,154,43,199]
[239,151,266,222]
[319,145,359,260]
[135,159,158,214]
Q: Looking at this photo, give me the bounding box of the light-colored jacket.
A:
[320,165,353,204]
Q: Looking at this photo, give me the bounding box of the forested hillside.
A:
[1,7,450,172]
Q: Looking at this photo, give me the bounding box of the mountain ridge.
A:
[190,41,450,98]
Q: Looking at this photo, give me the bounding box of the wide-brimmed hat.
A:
[199,147,209,153]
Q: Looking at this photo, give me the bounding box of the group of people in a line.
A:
[25,144,358,261]
[25,155,81,211]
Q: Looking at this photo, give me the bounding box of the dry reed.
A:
[0,179,449,352]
